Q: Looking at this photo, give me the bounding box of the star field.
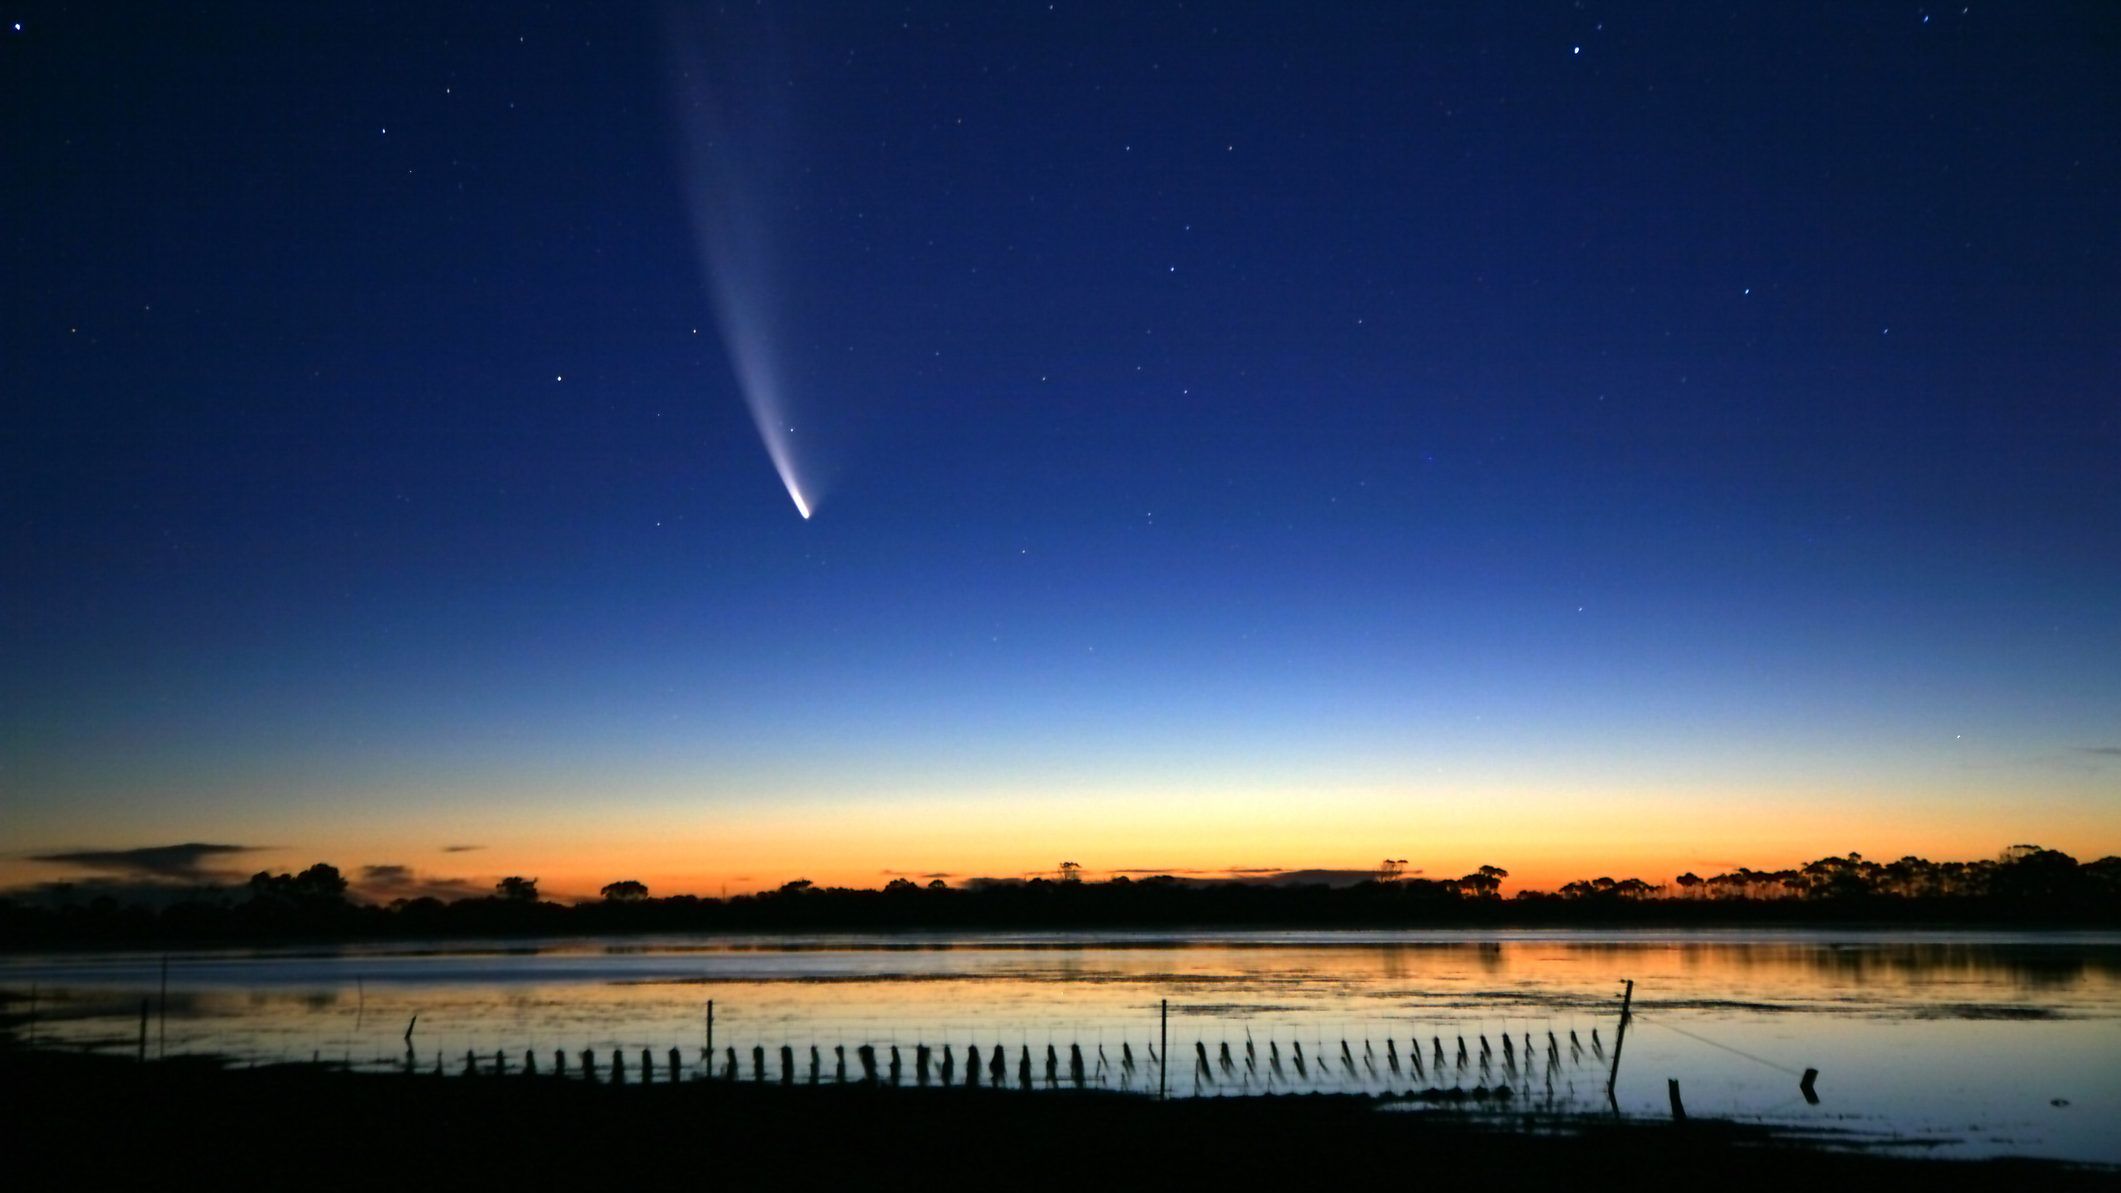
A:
[1,2,2116,893]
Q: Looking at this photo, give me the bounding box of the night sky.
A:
[5,3,2117,898]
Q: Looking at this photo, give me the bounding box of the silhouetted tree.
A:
[249,863,349,905]
[495,876,539,902]
[600,880,648,902]
[1457,865,1507,897]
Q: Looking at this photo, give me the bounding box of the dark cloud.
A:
[1107,867,1217,875]
[2078,747,2121,757]
[879,870,957,879]
[28,843,263,882]
[5,878,243,908]
[355,863,481,903]
[441,844,484,853]
[1205,869,1385,888]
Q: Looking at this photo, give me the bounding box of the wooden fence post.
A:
[1159,999,1168,1101]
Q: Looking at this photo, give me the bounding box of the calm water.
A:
[5,929,2117,1164]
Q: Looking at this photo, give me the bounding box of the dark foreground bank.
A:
[4,1049,2114,1192]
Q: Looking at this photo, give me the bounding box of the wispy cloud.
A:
[2077,746,2121,757]
[880,870,956,879]
[29,843,263,883]
[441,844,484,853]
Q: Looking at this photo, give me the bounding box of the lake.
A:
[5,928,2117,1164]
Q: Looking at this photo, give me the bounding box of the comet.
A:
[665,6,819,520]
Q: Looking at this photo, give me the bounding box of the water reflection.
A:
[3,930,2117,1162]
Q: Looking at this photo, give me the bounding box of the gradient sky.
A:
[4,2,2117,901]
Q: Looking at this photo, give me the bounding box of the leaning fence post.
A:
[670,1047,682,1083]
[1667,1078,1686,1122]
[1605,979,1634,1110]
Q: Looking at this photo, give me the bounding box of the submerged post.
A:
[1159,999,1169,1101]
[706,1000,714,1070]
[1605,979,1635,1110]
[1667,1078,1686,1122]
[138,998,149,1062]
[1800,1067,1820,1104]
[158,955,169,1059]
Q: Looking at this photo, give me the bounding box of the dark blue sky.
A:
[4,2,2117,893]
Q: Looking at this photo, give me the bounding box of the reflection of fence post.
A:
[138,998,149,1062]
[1159,999,1168,1101]
[1605,979,1634,1111]
[158,956,168,1059]
[705,1001,714,1076]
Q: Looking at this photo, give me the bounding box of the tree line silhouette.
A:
[3,846,2114,948]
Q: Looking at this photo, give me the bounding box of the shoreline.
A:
[7,918,2120,957]
[5,1047,2114,1190]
